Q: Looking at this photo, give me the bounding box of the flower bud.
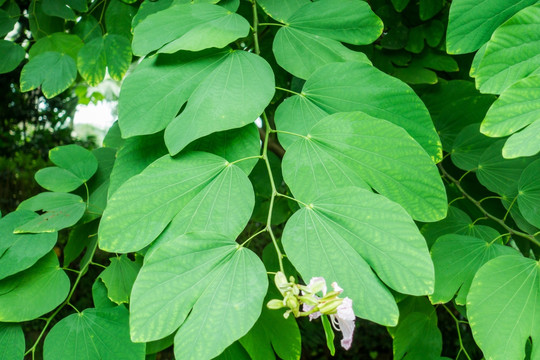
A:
[318,298,344,315]
[274,271,289,295]
[267,299,285,310]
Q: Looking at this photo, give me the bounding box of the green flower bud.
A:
[267,299,285,310]
[318,298,344,315]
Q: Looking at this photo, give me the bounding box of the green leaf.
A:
[214,342,250,360]
[257,0,308,22]
[100,254,141,304]
[393,312,442,359]
[451,123,497,171]
[132,3,249,56]
[272,27,371,80]
[517,159,540,228]
[77,37,106,86]
[28,0,64,40]
[467,255,540,360]
[480,74,540,158]
[475,4,540,94]
[477,140,538,197]
[321,315,336,356]
[99,152,253,252]
[420,80,495,152]
[421,206,476,247]
[118,49,228,137]
[0,40,25,74]
[130,232,268,360]
[34,167,84,192]
[282,187,435,326]
[391,0,410,12]
[49,144,98,182]
[282,112,447,222]
[29,32,83,61]
[42,0,77,20]
[104,34,132,81]
[92,277,116,309]
[430,234,518,305]
[446,0,537,54]
[503,119,540,159]
[239,301,301,360]
[275,62,441,161]
[43,306,145,360]
[0,9,17,37]
[164,50,274,155]
[73,16,103,42]
[108,132,168,197]
[105,0,136,38]
[67,0,87,12]
[272,0,381,79]
[185,124,261,175]
[0,210,57,280]
[85,147,116,219]
[15,192,86,233]
[0,251,69,322]
[20,52,77,98]
[419,0,443,20]
[0,323,24,360]
[103,121,125,149]
[64,220,99,267]
[146,158,255,255]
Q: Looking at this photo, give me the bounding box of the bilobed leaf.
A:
[477,140,538,197]
[282,112,447,222]
[20,51,77,98]
[282,187,435,326]
[146,161,255,255]
[132,3,249,56]
[164,50,274,155]
[517,159,540,228]
[393,312,442,359]
[0,40,25,74]
[272,0,381,79]
[276,62,441,161]
[272,27,371,80]
[430,234,518,305]
[15,192,86,233]
[467,255,540,360]
[43,306,145,360]
[475,4,540,94]
[130,232,268,360]
[0,251,69,322]
[99,152,253,253]
[258,0,308,22]
[100,254,142,304]
[451,123,497,171]
[446,0,537,54]
[0,210,57,280]
[49,144,98,182]
[0,323,24,360]
[77,36,107,86]
[118,49,228,137]
[34,167,84,192]
[29,32,83,60]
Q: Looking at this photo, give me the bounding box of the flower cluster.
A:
[267,272,356,350]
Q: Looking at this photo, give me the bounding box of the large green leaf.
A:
[0,323,24,360]
[15,192,86,233]
[118,49,227,137]
[132,3,249,56]
[503,119,540,159]
[420,80,495,152]
[99,152,253,252]
[282,187,435,326]
[0,210,57,280]
[446,0,537,54]
[393,312,442,359]
[477,140,538,197]
[272,0,381,79]
[467,255,540,360]
[28,32,83,60]
[0,251,69,322]
[164,50,274,155]
[517,159,540,228]
[20,51,77,98]
[100,254,141,304]
[430,234,518,305]
[130,232,268,360]
[275,62,441,161]
[451,123,497,171]
[480,74,540,158]
[282,112,447,222]
[475,4,540,94]
[43,306,145,360]
[34,167,84,192]
[0,40,25,74]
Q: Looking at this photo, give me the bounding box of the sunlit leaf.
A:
[100,254,141,304]
[20,51,77,98]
